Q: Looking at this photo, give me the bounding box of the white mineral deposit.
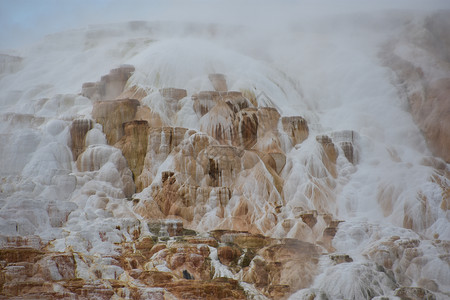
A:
[0,1,448,299]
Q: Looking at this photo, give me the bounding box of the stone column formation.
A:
[2,13,449,299]
[21,66,360,299]
[1,61,441,300]
[70,67,356,239]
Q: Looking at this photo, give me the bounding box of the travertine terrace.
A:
[0,8,449,300]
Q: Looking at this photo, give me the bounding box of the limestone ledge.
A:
[70,67,354,246]
[0,227,332,300]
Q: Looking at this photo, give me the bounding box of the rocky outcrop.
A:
[3,16,450,300]
[69,118,94,160]
[282,116,309,147]
[136,126,189,191]
[331,130,359,164]
[209,230,321,298]
[117,84,148,101]
[364,236,448,296]
[192,90,253,119]
[0,237,80,299]
[53,68,372,299]
[115,120,149,182]
[234,108,259,149]
[147,219,185,237]
[254,239,320,293]
[223,91,252,113]
[316,135,338,177]
[394,287,436,300]
[208,73,228,92]
[160,278,247,299]
[77,69,354,257]
[91,98,140,145]
[134,105,164,127]
[110,72,349,248]
[81,64,135,101]
[200,100,236,144]
[204,145,243,187]
[257,107,280,138]
[192,91,220,117]
[0,224,324,299]
[159,87,187,100]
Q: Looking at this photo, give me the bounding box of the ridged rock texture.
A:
[81,65,135,101]
[3,67,338,299]
[92,98,141,145]
[1,13,449,300]
[70,118,94,160]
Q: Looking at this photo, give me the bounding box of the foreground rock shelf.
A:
[0,226,322,299]
[2,30,449,299]
[1,68,351,299]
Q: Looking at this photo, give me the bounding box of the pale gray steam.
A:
[1,0,449,50]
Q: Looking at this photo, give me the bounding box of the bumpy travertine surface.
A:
[0,10,449,300]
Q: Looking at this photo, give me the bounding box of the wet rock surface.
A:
[0,227,321,299]
[82,64,135,101]
[69,118,94,160]
[2,18,449,299]
[92,98,141,145]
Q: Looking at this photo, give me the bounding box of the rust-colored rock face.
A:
[218,245,242,266]
[234,108,259,149]
[159,87,187,100]
[208,73,228,92]
[0,231,253,299]
[192,90,253,119]
[115,120,149,182]
[316,135,338,177]
[136,126,188,191]
[200,100,236,144]
[223,91,252,113]
[82,64,135,101]
[192,91,220,117]
[394,287,436,300]
[282,116,309,146]
[91,98,140,145]
[69,118,93,160]
[117,84,148,101]
[0,237,79,298]
[331,130,359,164]
[119,73,345,250]
[0,225,325,299]
[256,239,320,292]
[299,210,318,228]
[257,107,280,136]
[205,145,243,187]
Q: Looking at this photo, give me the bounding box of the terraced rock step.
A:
[0,230,323,299]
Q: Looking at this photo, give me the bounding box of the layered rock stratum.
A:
[0,9,449,300]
